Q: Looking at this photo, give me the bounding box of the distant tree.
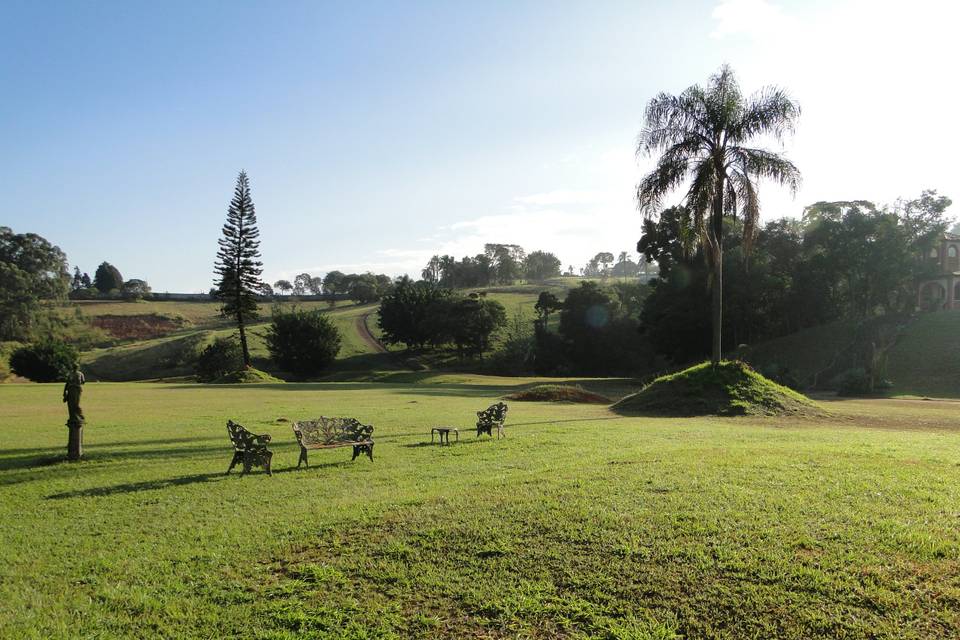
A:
[81,272,92,288]
[447,295,507,358]
[0,227,70,340]
[485,244,526,284]
[195,337,242,382]
[121,278,151,300]
[594,252,615,277]
[266,308,342,377]
[523,251,562,282]
[534,291,561,329]
[378,277,453,348]
[257,282,275,298]
[308,276,324,296]
[274,279,293,296]
[213,171,264,367]
[422,256,441,283]
[322,270,346,296]
[71,267,84,291]
[93,262,124,294]
[636,65,801,364]
[293,273,312,296]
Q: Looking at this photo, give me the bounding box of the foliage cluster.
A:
[195,337,242,383]
[9,339,79,382]
[265,308,342,377]
[277,271,393,304]
[421,244,562,287]
[378,278,507,358]
[0,226,70,341]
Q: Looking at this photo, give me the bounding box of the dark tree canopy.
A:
[266,308,342,377]
[213,171,264,367]
[524,251,562,282]
[93,262,124,293]
[377,277,453,348]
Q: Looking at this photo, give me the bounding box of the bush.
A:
[832,367,892,396]
[266,309,341,377]
[195,337,242,382]
[10,340,79,382]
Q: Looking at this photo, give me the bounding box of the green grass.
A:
[746,310,960,398]
[1,379,959,638]
[614,360,821,417]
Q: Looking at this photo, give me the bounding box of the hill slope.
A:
[747,310,960,398]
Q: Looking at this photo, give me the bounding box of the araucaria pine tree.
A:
[214,171,264,368]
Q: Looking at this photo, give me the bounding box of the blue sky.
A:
[3,0,957,291]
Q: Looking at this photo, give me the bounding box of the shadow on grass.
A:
[43,459,359,499]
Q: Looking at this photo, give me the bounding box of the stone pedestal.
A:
[66,419,83,461]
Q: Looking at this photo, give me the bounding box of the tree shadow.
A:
[45,471,229,499]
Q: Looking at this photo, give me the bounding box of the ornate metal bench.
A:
[292,417,375,467]
[476,402,508,438]
[226,420,273,476]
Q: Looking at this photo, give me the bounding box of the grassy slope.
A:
[1,380,959,638]
[80,302,393,381]
[886,311,960,397]
[748,310,960,398]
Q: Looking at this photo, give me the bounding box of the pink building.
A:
[918,232,960,310]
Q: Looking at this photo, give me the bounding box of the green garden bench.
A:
[476,402,508,438]
[226,420,274,476]
[292,417,375,467]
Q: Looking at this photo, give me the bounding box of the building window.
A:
[955,282,960,300]
[930,247,940,258]
[950,246,958,258]
[950,246,960,272]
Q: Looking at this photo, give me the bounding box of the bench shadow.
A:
[402,438,492,448]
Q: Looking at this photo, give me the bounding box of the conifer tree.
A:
[214,171,263,367]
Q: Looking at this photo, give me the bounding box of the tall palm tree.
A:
[636,65,801,364]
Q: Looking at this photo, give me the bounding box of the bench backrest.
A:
[226,420,265,451]
[292,417,374,447]
[477,402,508,427]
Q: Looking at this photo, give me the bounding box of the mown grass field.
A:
[2,378,959,638]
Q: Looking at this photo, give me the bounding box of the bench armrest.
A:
[253,434,272,445]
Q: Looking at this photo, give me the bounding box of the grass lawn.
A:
[1,380,959,638]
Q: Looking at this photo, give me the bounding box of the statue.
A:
[63,363,85,460]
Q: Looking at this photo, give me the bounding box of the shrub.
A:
[195,337,242,382]
[266,309,341,377]
[10,340,79,382]
[832,368,892,396]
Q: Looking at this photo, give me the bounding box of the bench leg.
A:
[367,443,374,461]
[242,452,252,476]
[227,451,243,475]
[265,451,273,476]
[298,447,309,468]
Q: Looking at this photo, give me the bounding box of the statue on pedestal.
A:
[63,364,85,460]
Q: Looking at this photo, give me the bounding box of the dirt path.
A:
[355,311,387,354]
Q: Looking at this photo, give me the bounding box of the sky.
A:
[2,0,958,292]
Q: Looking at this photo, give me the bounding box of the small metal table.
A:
[431,427,459,445]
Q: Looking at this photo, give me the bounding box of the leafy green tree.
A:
[0,227,70,340]
[266,308,342,377]
[273,279,293,296]
[292,273,312,296]
[195,337,242,382]
[213,171,264,367]
[534,291,561,329]
[93,262,124,294]
[377,277,453,348]
[10,340,78,382]
[523,251,562,282]
[121,279,151,300]
[322,270,346,296]
[636,65,801,364]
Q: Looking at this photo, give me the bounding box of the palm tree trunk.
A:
[711,176,725,365]
[711,249,722,365]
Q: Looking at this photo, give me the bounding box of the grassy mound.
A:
[211,367,283,384]
[505,384,611,404]
[612,360,820,417]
